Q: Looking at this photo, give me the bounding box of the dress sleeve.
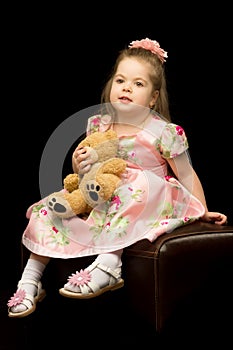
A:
[86,115,112,135]
[155,123,189,159]
[86,115,102,135]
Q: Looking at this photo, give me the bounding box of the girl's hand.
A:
[73,146,93,174]
[201,211,228,225]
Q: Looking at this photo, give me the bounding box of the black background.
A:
[3,4,232,284]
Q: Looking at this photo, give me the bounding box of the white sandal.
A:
[8,279,46,318]
[59,261,124,299]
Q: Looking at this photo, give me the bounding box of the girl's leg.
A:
[8,253,50,317]
[60,249,124,298]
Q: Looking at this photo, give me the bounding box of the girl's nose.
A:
[123,83,132,92]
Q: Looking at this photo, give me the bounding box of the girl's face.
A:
[110,57,158,109]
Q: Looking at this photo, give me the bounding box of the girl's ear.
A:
[150,90,159,108]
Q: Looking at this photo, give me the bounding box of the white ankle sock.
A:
[10,258,46,313]
[64,249,123,293]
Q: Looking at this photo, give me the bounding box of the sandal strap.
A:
[20,293,35,309]
[18,279,40,288]
[18,279,42,298]
[79,281,100,294]
[87,261,121,280]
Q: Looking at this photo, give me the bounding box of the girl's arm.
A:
[167,153,227,225]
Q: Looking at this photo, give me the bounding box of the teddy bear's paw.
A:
[82,180,105,207]
[46,193,75,219]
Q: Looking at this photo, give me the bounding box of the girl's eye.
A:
[116,78,124,84]
[136,81,143,87]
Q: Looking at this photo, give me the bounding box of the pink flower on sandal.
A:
[67,269,91,286]
[7,289,26,307]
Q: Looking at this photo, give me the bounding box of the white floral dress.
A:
[22,113,205,258]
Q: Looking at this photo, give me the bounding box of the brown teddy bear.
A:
[46,129,127,219]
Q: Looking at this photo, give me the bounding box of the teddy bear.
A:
[46,129,127,219]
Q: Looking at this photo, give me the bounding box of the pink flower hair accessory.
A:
[128,38,168,63]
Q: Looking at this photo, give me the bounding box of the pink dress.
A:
[22,113,205,258]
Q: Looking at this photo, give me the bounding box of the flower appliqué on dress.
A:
[175,125,184,136]
[7,289,26,307]
[67,269,91,286]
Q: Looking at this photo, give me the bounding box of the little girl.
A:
[8,38,227,317]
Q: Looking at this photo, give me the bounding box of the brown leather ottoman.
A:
[122,221,233,333]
